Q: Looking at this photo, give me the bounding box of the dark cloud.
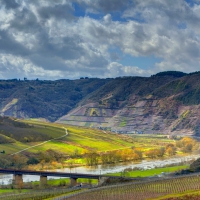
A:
[76,0,131,13]
[9,8,39,32]
[29,54,69,71]
[0,30,30,56]
[96,0,131,12]
[29,35,86,70]
[38,3,75,21]
[0,0,19,9]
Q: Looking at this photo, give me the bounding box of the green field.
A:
[0,189,29,194]
[108,165,189,177]
[29,177,98,187]
[0,119,137,155]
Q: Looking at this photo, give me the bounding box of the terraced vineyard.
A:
[0,117,135,156]
[60,175,200,200]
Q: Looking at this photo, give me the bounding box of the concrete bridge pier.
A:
[13,174,23,188]
[70,177,78,187]
[98,177,109,186]
[40,175,47,188]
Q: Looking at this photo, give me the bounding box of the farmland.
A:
[0,117,133,155]
[60,174,200,200]
[0,117,178,156]
[0,117,198,172]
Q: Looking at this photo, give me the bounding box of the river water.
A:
[0,154,199,185]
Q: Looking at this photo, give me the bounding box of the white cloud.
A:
[0,0,200,79]
[107,62,152,77]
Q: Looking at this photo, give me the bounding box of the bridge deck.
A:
[0,169,107,179]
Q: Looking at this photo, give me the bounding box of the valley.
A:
[0,116,198,171]
[0,116,199,199]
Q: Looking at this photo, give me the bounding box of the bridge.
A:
[0,169,113,188]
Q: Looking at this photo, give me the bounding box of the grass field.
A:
[29,177,98,187]
[0,142,31,154]
[0,189,29,193]
[0,119,137,155]
[107,165,189,177]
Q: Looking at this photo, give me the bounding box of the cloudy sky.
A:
[0,0,200,80]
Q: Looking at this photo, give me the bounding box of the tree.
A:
[144,148,165,158]
[72,148,80,158]
[157,147,165,157]
[85,152,99,166]
[176,137,197,153]
[190,158,200,172]
[100,151,121,164]
[27,157,39,165]
[12,155,28,169]
[144,149,157,158]
[132,150,143,160]
[166,146,176,156]
[0,156,12,168]
[165,143,176,156]
[182,143,193,153]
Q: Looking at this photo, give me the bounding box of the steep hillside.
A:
[0,117,135,156]
[57,72,200,135]
[0,78,110,121]
[2,71,200,135]
[0,116,65,143]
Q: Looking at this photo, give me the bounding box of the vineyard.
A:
[55,174,200,200]
[0,188,81,200]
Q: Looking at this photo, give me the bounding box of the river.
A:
[0,154,199,185]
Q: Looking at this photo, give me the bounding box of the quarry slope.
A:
[57,72,200,135]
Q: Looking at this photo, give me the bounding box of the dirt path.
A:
[11,127,68,155]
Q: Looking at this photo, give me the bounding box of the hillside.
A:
[0,78,110,121]
[57,72,200,135]
[2,71,200,135]
[0,116,65,143]
[0,117,135,156]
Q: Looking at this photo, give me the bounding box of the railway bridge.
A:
[0,169,113,188]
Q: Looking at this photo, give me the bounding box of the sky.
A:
[0,0,200,80]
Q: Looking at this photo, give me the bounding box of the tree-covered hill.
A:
[0,78,111,121]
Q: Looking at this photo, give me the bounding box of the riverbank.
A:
[107,165,189,177]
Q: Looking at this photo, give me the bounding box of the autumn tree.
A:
[165,146,176,156]
[144,149,157,158]
[176,137,197,153]
[120,149,134,161]
[85,152,99,166]
[132,150,143,160]
[101,151,121,164]
[144,147,165,158]
[12,155,28,169]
